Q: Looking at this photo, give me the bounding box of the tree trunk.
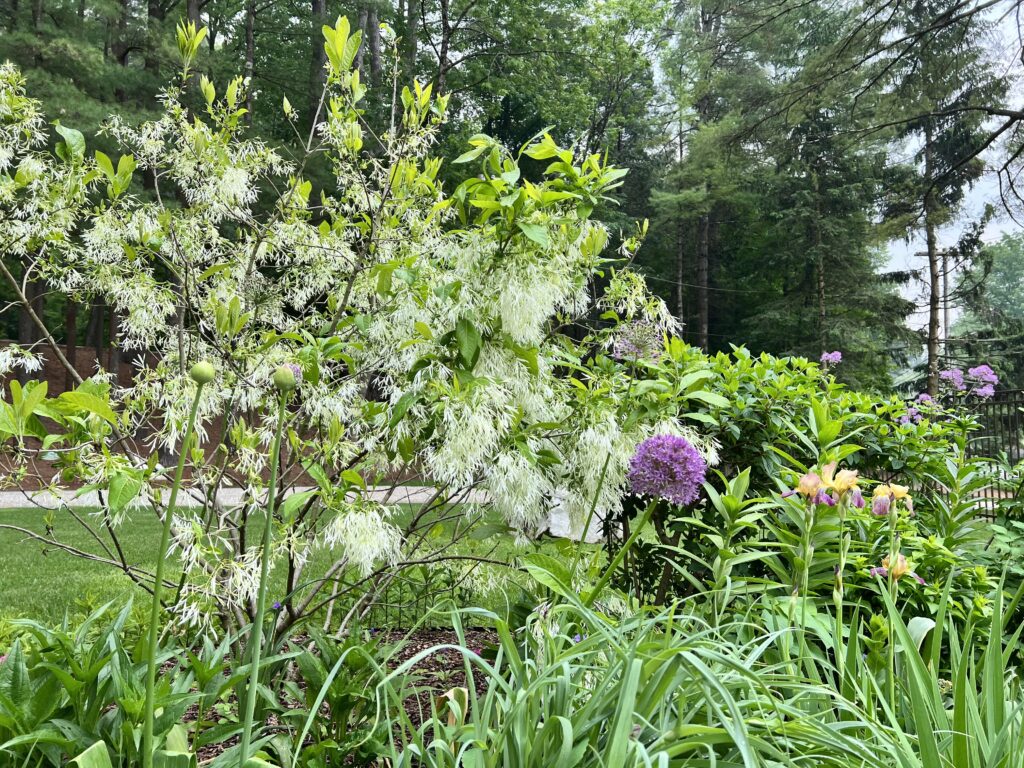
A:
[367,8,381,86]
[353,6,368,72]
[812,169,826,355]
[30,0,40,30]
[924,122,941,396]
[308,0,327,124]
[404,0,418,76]
[186,0,200,26]
[244,0,255,121]
[696,212,709,350]
[86,301,106,352]
[145,0,164,75]
[437,0,450,94]
[676,219,686,324]
[942,246,950,358]
[64,300,78,393]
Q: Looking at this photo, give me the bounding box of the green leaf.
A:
[95,150,115,178]
[520,553,575,600]
[54,123,86,163]
[389,391,417,427]
[153,751,197,768]
[279,489,317,523]
[685,390,730,408]
[516,221,550,247]
[70,742,113,768]
[59,391,118,425]
[455,318,482,370]
[108,470,143,515]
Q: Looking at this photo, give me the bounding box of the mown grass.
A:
[0,505,597,628]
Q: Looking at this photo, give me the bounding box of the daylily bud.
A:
[189,360,216,384]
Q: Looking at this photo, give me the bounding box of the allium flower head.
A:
[611,318,662,361]
[820,350,842,366]
[627,434,707,506]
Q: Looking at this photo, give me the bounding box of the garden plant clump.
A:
[0,17,1023,768]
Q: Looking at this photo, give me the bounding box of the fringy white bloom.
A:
[0,345,43,376]
[321,501,403,577]
[486,450,553,532]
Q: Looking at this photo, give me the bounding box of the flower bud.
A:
[189,360,216,385]
[272,364,299,392]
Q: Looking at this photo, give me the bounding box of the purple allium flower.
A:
[975,383,996,398]
[916,393,932,404]
[871,495,891,517]
[627,434,707,506]
[820,350,842,365]
[850,488,865,509]
[612,319,663,362]
[940,368,966,391]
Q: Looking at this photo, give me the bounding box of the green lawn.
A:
[0,505,597,629]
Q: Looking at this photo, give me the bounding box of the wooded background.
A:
[3,0,1024,393]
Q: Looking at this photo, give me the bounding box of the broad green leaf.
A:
[70,742,113,768]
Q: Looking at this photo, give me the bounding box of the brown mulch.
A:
[378,627,497,728]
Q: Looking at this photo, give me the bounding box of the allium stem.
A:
[142,381,206,768]
[584,499,656,608]
[238,390,288,765]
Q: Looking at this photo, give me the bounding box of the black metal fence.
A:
[966,389,1024,463]
[962,389,1024,520]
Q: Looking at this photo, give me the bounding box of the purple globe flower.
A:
[627,434,707,507]
[820,351,842,365]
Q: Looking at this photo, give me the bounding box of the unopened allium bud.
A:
[272,364,299,392]
[189,360,216,384]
